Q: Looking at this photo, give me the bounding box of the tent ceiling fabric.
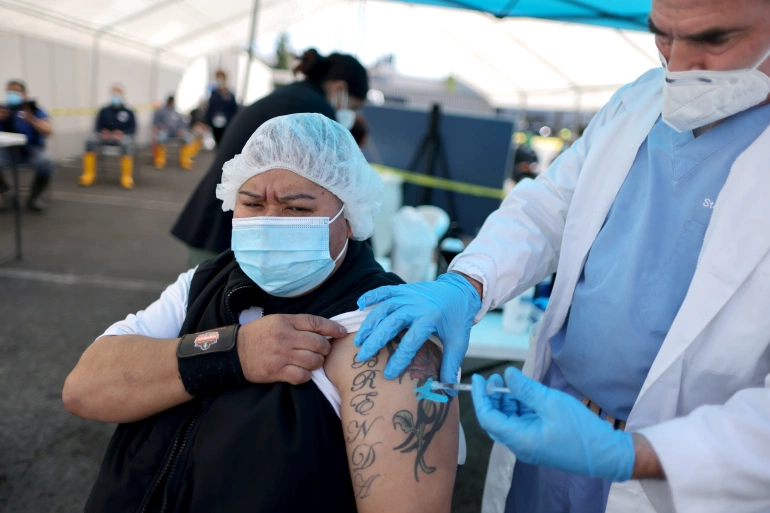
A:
[0,0,340,65]
[385,0,651,31]
[0,0,659,109]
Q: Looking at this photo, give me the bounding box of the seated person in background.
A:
[80,84,137,189]
[188,98,208,156]
[63,113,459,513]
[0,79,54,212]
[151,95,195,170]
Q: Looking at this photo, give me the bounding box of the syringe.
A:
[430,381,511,395]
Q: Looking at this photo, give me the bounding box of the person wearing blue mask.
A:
[172,49,368,269]
[206,69,238,147]
[0,79,54,212]
[80,84,137,189]
[63,113,459,513]
[151,94,199,172]
[353,0,770,512]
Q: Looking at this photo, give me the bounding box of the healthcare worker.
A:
[354,0,770,511]
[206,69,238,147]
[171,49,368,268]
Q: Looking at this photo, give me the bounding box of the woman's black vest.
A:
[85,241,403,513]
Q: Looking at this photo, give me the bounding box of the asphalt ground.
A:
[0,149,516,512]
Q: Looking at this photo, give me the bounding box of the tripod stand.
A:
[406,104,460,230]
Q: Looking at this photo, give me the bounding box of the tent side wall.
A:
[0,27,184,160]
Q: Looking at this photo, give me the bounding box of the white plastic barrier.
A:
[391,206,438,283]
[371,172,403,259]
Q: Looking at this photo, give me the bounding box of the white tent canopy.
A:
[283,2,659,110]
[0,0,659,110]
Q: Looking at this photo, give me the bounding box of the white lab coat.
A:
[450,67,770,513]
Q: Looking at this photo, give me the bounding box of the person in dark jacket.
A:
[205,70,238,147]
[0,79,54,212]
[63,114,458,513]
[80,84,137,189]
[172,49,369,268]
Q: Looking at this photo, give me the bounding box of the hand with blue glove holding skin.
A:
[472,367,636,482]
[354,272,482,384]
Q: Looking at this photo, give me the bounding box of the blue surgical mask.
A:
[231,206,348,297]
[110,94,122,106]
[6,91,23,106]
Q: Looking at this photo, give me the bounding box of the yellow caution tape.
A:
[372,164,506,200]
[48,107,98,117]
[48,103,156,117]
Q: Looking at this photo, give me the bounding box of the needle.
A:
[430,381,511,395]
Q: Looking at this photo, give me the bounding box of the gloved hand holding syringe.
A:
[431,380,510,394]
[415,377,509,403]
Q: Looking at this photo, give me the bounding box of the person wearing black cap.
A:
[171,49,370,267]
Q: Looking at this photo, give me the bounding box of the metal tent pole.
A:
[150,49,161,102]
[90,35,101,108]
[240,0,260,106]
[517,91,528,131]
[573,88,583,133]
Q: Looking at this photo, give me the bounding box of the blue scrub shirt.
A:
[551,102,770,421]
[506,102,770,513]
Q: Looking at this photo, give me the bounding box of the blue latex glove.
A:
[472,368,635,482]
[354,272,481,383]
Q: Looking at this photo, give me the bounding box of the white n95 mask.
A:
[661,46,770,132]
[333,89,356,130]
[231,206,348,297]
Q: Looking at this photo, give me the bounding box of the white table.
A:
[468,311,531,362]
[0,131,28,264]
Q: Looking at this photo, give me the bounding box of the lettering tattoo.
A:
[387,339,452,482]
[350,391,378,416]
[346,417,384,444]
[351,369,378,392]
[353,473,380,499]
[349,353,383,500]
[352,353,379,369]
[351,442,381,471]
[347,332,453,501]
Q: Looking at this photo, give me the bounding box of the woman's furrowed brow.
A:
[238,191,264,200]
[276,192,317,202]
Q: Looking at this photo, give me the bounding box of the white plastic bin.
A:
[370,171,403,259]
[391,206,438,283]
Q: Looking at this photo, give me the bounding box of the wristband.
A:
[177,324,245,396]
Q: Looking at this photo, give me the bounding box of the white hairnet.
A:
[216,113,382,241]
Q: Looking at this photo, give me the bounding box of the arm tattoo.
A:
[353,473,380,499]
[351,442,381,470]
[387,338,453,482]
[346,417,383,443]
[352,353,379,369]
[351,369,378,391]
[348,353,383,499]
[350,392,378,415]
[347,333,453,501]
